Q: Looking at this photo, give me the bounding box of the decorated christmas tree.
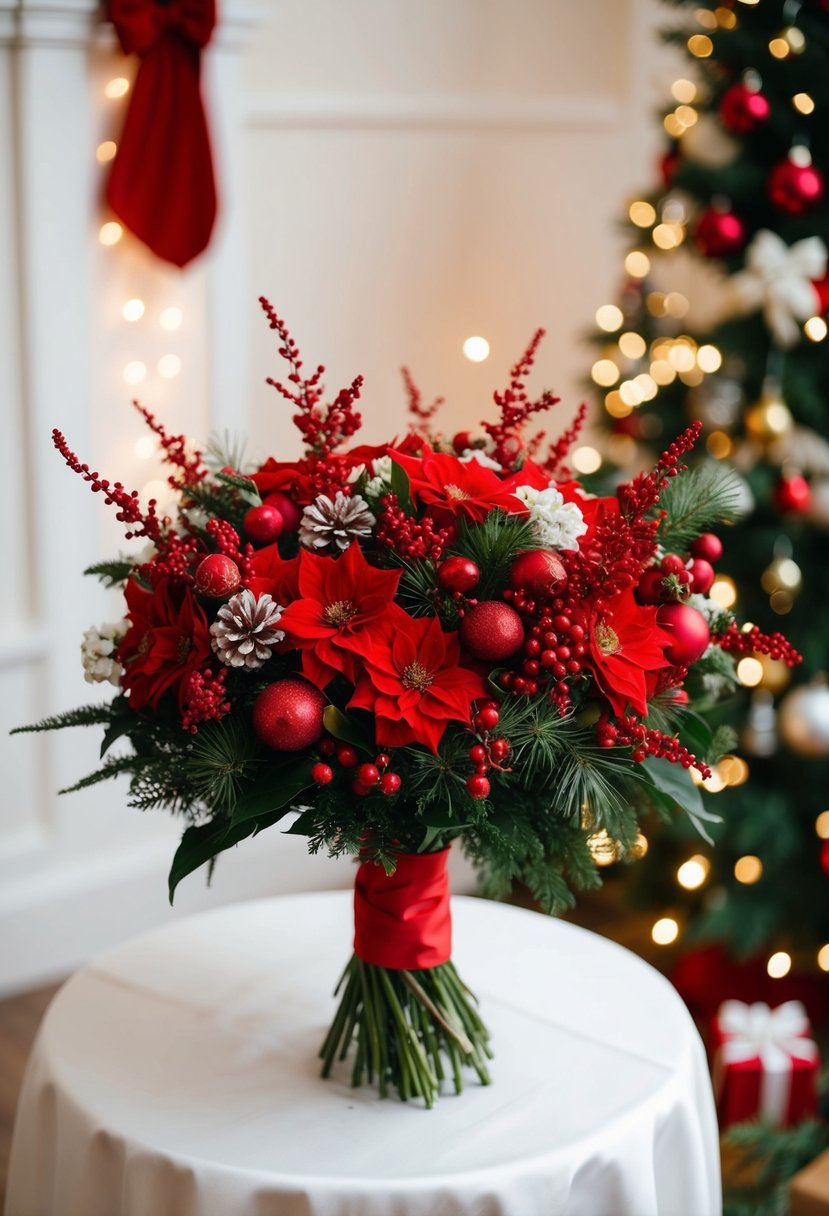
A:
[584,0,829,995]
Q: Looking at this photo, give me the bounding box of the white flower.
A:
[81,621,127,686]
[686,593,722,625]
[364,455,394,498]
[459,447,502,471]
[514,484,587,552]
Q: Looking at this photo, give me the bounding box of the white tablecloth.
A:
[6,892,721,1216]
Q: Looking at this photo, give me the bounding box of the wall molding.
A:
[245,92,624,134]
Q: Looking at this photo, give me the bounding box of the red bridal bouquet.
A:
[18,300,800,1106]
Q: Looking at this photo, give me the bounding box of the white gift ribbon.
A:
[713,999,819,1125]
[730,230,827,348]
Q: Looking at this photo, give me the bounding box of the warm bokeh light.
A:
[696,8,717,29]
[736,657,764,687]
[104,77,130,99]
[767,951,792,979]
[667,341,696,373]
[596,304,623,332]
[710,575,737,609]
[98,221,123,246]
[664,292,690,318]
[633,373,658,400]
[652,917,680,946]
[592,359,620,387]
[572,446,602,475]
[650,360,677,386]
[630,832,648,859]
[677,855,710,890]
[815,811,829,839]
[697,344,722,372]
[604,391,632,419]
[716,6,737,27]
[688,33,714,56]
[818,944,829,972]
[734,855,763,884]
[629,201,657,227]
[793,92,815,115]
[134,436,156,459]
[123,360,146,385]
[158,354,182,379]
[619,332,646,359]
[160,306,183,331]
[96,141,117,164]
[707,430,733,459]
[671,78,697,104]
[122,298,145,322]
[718,755,749,787]
[463,336,490,363]
[587,829,618,866]
[624,251,650,278]
[805,316,827,342]
[619,380,644,407]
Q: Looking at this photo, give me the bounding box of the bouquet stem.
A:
[320,954,492,1107]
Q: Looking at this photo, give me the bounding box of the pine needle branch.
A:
[11,703,115,734]
[655,463,743,549]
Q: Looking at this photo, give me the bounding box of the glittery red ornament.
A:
[695,206,746,258]
[509,549,567,598]
[719,83,770,135]
[264,491,302,533]
[768,158,825,216]
[252,678,327,751]
[193,553,241,598]
[657,602,711,666]
[689,558,715,595]
[437,556,480,593]
[691,533,723,563]
[460,601,524,661]
[244,503,284,546]
[773,473,812,515]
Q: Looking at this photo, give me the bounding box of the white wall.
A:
[0,0,669,995]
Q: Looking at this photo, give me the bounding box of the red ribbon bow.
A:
[354,849,452,970]
[106,0,218,267]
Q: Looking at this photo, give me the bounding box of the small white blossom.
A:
[364,455,394,498]
[81,621,127,686]
[459,448,503,471]
[686,593,721,625]
[514,484,587,552]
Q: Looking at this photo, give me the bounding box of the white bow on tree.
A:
[730,230,827,348]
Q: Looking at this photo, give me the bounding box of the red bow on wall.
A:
[106,0,218,268]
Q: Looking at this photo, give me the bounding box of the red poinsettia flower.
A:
[585,589,671,717]
[279,542,401,688]
[251,458,316,505]
[388,449,527,525]
[247,546,301,604]
[347,608,488,752]
[118,577,211,712]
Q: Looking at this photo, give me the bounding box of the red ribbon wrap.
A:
[106,0,218,267]
[353,849,452,970]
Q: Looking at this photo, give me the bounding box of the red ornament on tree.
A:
[694,206,746,259]
[451,431,474,455]
[812,275,829,316]
[773,473,812,515]
[768,156,825,216]
[657,602,711,666]
[264,491,302,533]
[691,533,723,563]
[437,556,480,594]
[719,82,770,135]
[509,550,567,598]
[193,553,241,598]
[689,558,715,595]
[660,144,681,188]
[244,503,284,546]
[821,839,829,877]
[460,601,524,661]
[252,678,327,751]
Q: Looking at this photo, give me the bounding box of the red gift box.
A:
[711,1000,819,1127]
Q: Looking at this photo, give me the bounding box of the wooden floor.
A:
[0,982,61,1204]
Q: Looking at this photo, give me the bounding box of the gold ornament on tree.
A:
[745,380,793,448]
[779,679,829,758]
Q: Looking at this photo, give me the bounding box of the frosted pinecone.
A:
[298,492,376,553]
[210,589,285,669]
[81,621,127,686]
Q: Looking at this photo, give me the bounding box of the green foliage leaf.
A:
[214,470,261,505]
[83,559,134,587]
[449,512,536,600]
[640,756,720,843]
[168,815,256,903]
[389,459,414,514]
[322,705,374,752]
[230,758,313,824]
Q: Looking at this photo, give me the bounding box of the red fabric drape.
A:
[353,849,452,970]
[106,0,218,267]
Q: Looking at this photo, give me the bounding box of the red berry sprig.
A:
[596,717,711,779]
[133,402,206,488]
[52,428,164,543]
[713,622,802,667]
[180,668,231,734]
[466,703,512,798]
[376,493,453,561]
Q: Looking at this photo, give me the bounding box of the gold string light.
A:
[677,855,710,890]
[734,855,763,884]
[793,92,815,115]
[767,951,792,978]
[652,917,680,945]
[596,304,623,332]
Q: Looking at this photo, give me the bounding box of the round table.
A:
[6,893,721,1216]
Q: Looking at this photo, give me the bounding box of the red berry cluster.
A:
[596,717,711,779]
[180,667,231,734]
[714,622,802,667]
[376,493,453,561]
[312,741,403,796]
[259,296,363,459]
[401,365,444,432]
[466,703,511,799]
[483,328,561,471]
[133,402,206,488]
[618,422,702,520]
[499,592,587,708]
[140,534,202,587]
[52,428,164,543]
[206,518,254,581]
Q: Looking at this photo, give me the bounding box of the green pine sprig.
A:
[655,462,742,550]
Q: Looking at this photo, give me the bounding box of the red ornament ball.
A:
[660,145,681,188]
[264,491,302,533]
[768,157,825,216]
[636,568,668,605]
[252,678,327,751]
[688,558,715,596]
[379,772,401,796]
[694,206,746,259]
[244,503,284,546]
[460,602,524,661]
[466,773,491,800]
[452,430,474,455]
[660,554,687,576]
[509,549,567,598]
[657,603,711,666]
[773,473,812,515]
[311,762,333,785]
[193,553,241,598]
[719,83,770,135]
[437,556,480,594]
[690,533,723,563]
[812,274,829,315]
